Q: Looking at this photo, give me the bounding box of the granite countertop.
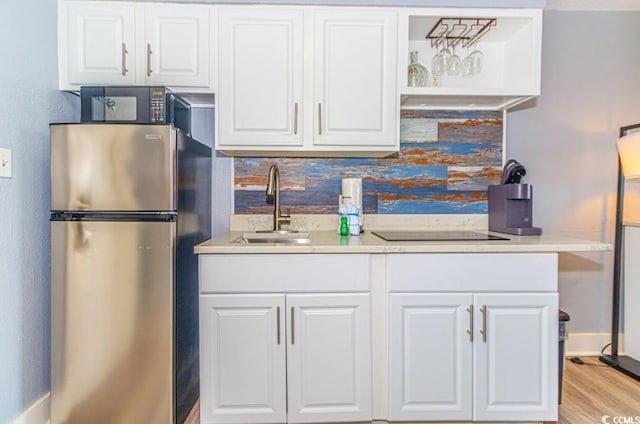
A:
[195,230,612,255]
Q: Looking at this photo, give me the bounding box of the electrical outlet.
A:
[0,148,12,178]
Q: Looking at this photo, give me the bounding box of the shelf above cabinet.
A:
[398,8,542,111]
[400,90,535,111]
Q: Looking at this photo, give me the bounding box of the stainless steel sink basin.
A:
[231,231,310,245]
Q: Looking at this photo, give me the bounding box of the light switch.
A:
[0,148,12,178]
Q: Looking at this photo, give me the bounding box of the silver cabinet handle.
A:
[146,43,153,76]
[466,305,474,342]
[318,103,322,135]
[480,305,487,342]
[276,306,281,345]
[293,103,298,135]
[290,307,295,345]
[121,43,128,75]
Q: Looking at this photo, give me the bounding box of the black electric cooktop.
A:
[371,231,509,241]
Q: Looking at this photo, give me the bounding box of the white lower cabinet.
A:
[200,293,372,424]
[389,292,558,422]
[473,293,558,421]
[199,294,286,424]
[389,293,472,421]
[199,252,558,423]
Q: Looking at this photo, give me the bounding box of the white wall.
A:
[507,11,640,335]
[0,0,78,422]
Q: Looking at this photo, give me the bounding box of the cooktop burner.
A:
[371,231,509,241]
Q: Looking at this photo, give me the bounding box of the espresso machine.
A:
[488,160,542,235]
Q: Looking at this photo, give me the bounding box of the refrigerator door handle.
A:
[50,211,177,222]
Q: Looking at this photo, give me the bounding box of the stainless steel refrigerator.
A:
[49,123,211,423]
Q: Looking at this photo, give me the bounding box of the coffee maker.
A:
[488,160,542,235]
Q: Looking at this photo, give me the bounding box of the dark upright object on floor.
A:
[558,310,570,404]
[599,123,640,382]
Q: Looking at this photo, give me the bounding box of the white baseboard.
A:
[10,393,50,424]
[565,332,623,356]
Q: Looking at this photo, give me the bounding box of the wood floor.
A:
[554,356,640,424]
[185,398,200,424]
[186,356,640,424]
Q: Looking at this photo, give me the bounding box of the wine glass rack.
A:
[426,17,497,48]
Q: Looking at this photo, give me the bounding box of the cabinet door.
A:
[286,293,372,423]
[388,293,473,421]
[313,9,397,148]
[199,294,286,424]
[62,1,135,86]
[474,293,558,422]
[141,5,210,87]
[217,8,304,147]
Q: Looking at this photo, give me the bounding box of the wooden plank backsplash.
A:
[233,110,503,214]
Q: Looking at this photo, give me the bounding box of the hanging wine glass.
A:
[470,48,484,75]
[461,46,474,77]
[461,45,484,77]
[431,42,448,87]
[447,44,461,76]
[431,53,443,76]
[440,44,451,69]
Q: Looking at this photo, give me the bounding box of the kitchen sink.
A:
[231,231,310,245]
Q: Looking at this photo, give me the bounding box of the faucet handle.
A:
[278,210,291,229]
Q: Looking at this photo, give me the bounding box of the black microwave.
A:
[80,86,174,124]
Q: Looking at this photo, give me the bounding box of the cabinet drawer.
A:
[388,253,557,292]
[200,254,371,293]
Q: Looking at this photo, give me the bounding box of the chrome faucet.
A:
[266,164,291,231]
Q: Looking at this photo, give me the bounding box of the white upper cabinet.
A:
[61,1,136,86]
[216,6,399,158]
[312,10,397,149]
[140,4,211,88]
[58,0,212,91]
[398,8,542,110]
[217,8,304,147]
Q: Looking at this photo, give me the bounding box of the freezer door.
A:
[51,220,175,424]
[50,124,176,211]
